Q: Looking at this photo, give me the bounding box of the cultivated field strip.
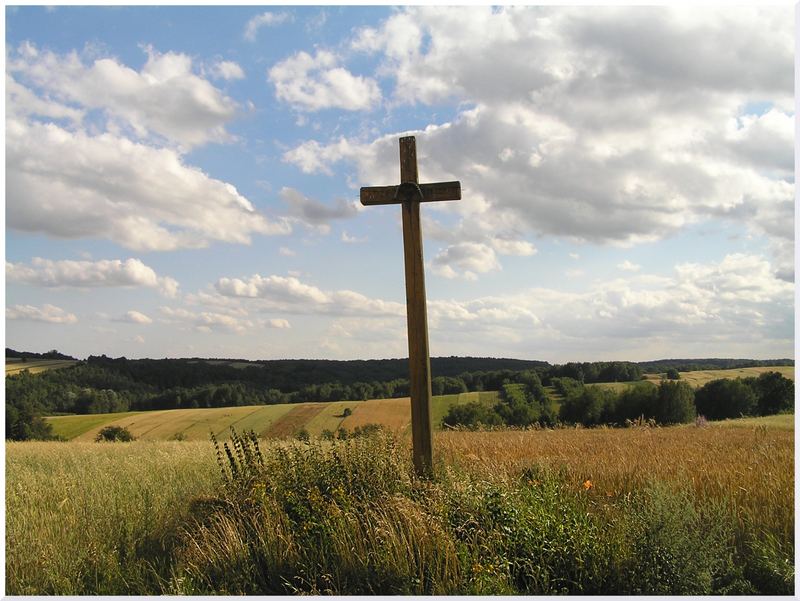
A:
[5,359,77,376]
[46,392,483,440]
[340,397,413,433]
[264,403,328,438]
[642,365,795,387]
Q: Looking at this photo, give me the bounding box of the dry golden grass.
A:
[5,359,78,375]
[303,401,361,435]
[341,397,412,433]
[642,366,794,387]
[437,421,794,542]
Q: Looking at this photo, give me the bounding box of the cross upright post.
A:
[360,136,461,477]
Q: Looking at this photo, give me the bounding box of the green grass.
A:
[46,411,144,440]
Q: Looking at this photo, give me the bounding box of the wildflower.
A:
[583,479,593,490]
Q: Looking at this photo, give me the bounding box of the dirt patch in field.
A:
[264,403,327,438]
[340,397,411,433]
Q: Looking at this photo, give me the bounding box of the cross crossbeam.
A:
[359,136,460,477]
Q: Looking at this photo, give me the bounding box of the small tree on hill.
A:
[96,425,134,442]
[665,368,681,380]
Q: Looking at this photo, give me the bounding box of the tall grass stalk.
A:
[6,440,217,594]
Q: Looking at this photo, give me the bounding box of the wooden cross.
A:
[360,136,461,476]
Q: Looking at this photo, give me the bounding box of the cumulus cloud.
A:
[7,257,179,297]
[244,11,291,42]
[618,260,641,272]
[6,303,77,324]
[8,44,238,148]
[280,187,358,232]
[269,50,381,111]
[214,273,405,317]
[207,60,245,81]
[116,310,153,324]
[431,242,500,280]
[286,6,793,277]
[266,318,291,329]
[159,306,254,334]
[6,118,290,251]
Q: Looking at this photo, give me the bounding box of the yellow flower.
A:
[583,479,593,490]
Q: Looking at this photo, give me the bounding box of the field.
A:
[5,359,78,376]
[46,392,487,441]
[45,366,793,441]
[7,414,794,595]
[643,365,794,387]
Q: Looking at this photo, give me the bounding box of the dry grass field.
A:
[46,392,484,441]
[341,397,413,433]
[5,359,78,376]
[264,403,328,438]
[643,365,794,387]
[7,414,793,595]
[438,417,794,542]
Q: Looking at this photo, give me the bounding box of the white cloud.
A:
[268,50,381,111]
[117,310,153,324]
[244,11,291,42]
[9,44,238,148]
[288,6,793,277]
[214,273,405,317]
[208,60,245,81]
[6,304,77,324]
[7,257,179,297]
[6,118,290,251]
[159,306,253,334]
[279,246,296,257]
[341,231,367,244]
[280,187,358,232]
[265,318,291,329]
[618,260,641,272]
[432,242,500,279]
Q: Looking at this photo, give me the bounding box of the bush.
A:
[665,368,681,380]
[558,386,616,426]
[614,483,748,594]
[751,371,794,416]
[442,401,502,428]
[611,382,658,423]
[95,425,135,442]
[695,379,757,420]
[175,433,762,595]
[654,381,695,424]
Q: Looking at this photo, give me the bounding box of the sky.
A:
[4,4,795,362]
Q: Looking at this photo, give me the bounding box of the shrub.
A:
[613,483,747,594]
[695,379,757,420]
[558,386,616,426]
[95,425,135,442]
[612,382,658,423]
[665,367,681,380]
[751,371,794,416]
[654,381,695,425]
[342,407,353,417]
[442,401,502,428]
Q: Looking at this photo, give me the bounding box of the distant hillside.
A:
[6,348,77,361]
[637,358,793,373]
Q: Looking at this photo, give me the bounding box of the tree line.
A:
[444,371,794,429]
[5,351,794,440]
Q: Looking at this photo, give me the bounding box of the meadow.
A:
[5,358,77,376]
[6,414,794,595]
[46,391,501,441]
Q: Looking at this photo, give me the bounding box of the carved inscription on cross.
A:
[360,136,461,476]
